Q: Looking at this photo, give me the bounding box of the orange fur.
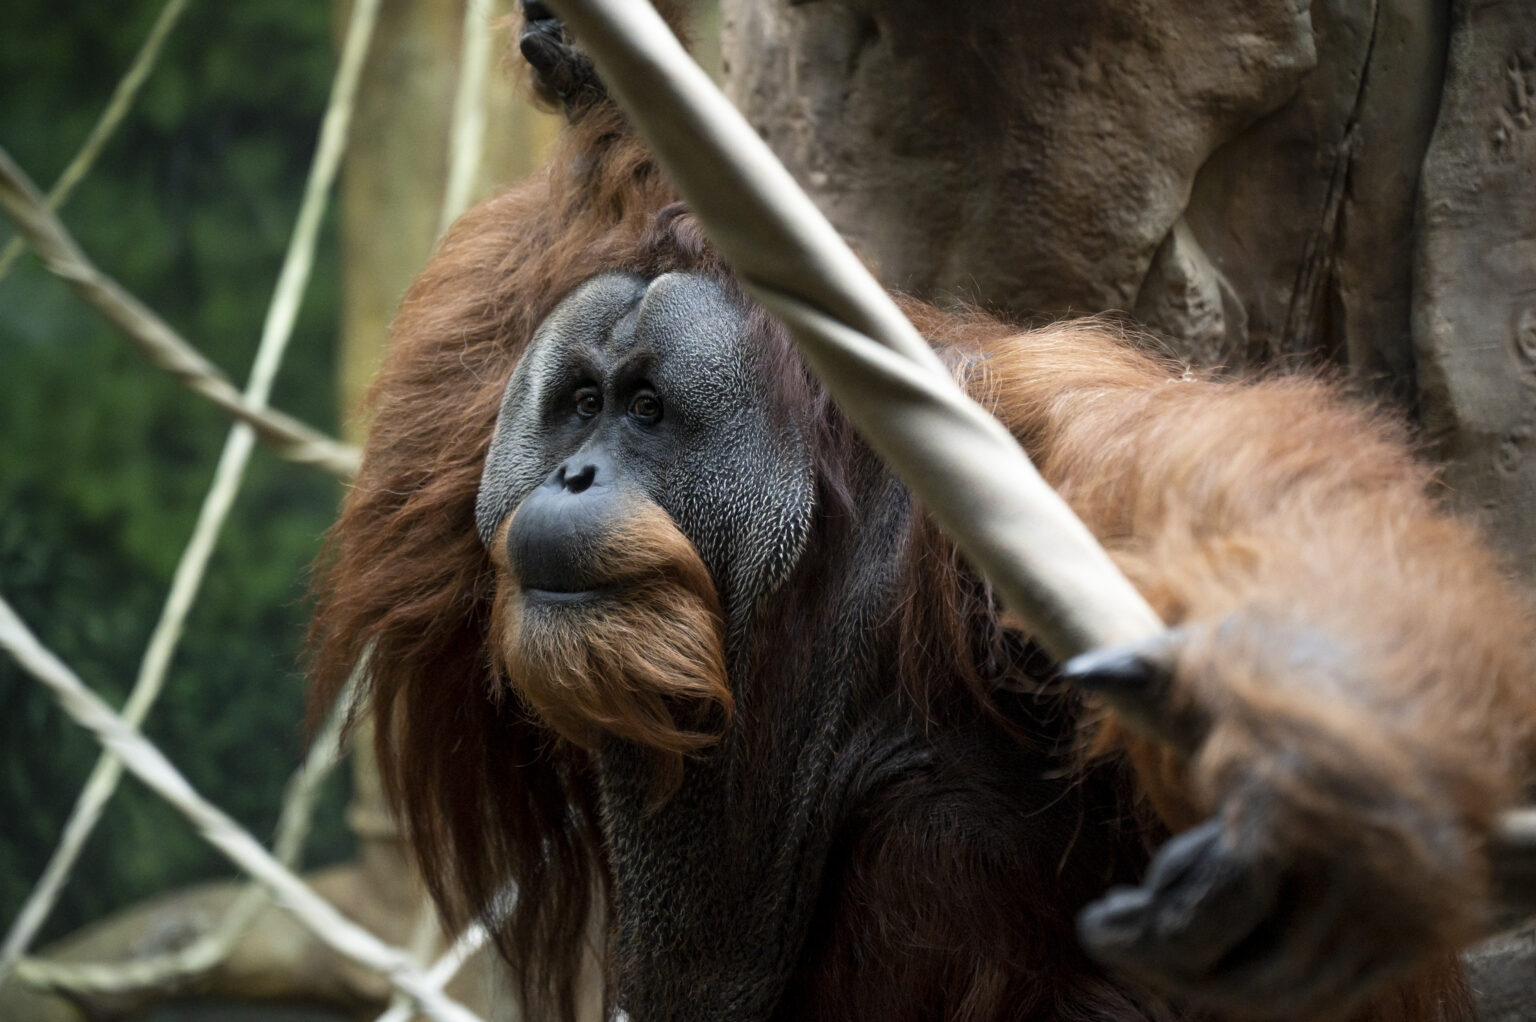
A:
[488,501,730,793]
[931,308,1536,1021]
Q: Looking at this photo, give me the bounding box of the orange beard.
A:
[489,499,731,789]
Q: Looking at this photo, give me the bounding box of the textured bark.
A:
[1414,0,1536,589]
[723,0,1316,324]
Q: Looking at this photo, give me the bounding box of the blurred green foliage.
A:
[0,0,354,943]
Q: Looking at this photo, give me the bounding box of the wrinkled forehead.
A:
[518,270,754,387]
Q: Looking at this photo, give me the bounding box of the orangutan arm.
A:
[961,315,1536,1019]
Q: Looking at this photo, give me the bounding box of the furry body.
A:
[309,20,1536,1022]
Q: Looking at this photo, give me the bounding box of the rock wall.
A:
[722,0,1534,586]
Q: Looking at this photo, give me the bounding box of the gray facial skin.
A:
[475,271,815,626]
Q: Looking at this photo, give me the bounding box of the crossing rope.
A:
[0,0,491,1017]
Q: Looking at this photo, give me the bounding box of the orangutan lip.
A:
[523,587,610,604]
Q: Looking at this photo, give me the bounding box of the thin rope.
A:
[0,0,194,284]
[0,145,359,478]
[12,667,358,993]
[439,0,496,236]
[0,595,483,1022]
[373,921,493,1022]
[0,0,380,983]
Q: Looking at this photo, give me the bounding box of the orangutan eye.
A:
[629,391,662,424]
[574,388,602,419]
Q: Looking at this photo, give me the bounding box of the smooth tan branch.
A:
[0,146,359,479]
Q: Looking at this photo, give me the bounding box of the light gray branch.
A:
[0,145,359,479]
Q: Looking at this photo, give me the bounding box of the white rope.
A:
[0,0,380,984]
[380,898,453,1022]
[0,0,195,284]
[0,595,483,1022]
[3,0,488,1014]
[545,0,1164,662]
[0,145,359,478]
[12,667,357,992]
[374,922,493,1022]
[439,0,496,236]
